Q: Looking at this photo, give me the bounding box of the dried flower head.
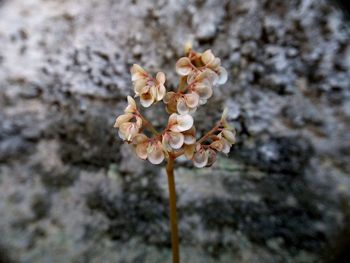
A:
[114,47,237,263]
[114,48,236,167]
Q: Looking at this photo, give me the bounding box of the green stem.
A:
[166,156,180,263]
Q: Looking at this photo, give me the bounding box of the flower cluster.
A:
[114,48,235,167]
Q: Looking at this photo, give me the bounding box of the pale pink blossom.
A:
[131,64,166,107]
[114,96,142,141]
[133,134,165,165]
[168,113,193,132]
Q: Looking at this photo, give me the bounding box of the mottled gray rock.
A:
[0,0,350,262]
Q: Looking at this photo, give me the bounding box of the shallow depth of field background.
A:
[0,0,350,262]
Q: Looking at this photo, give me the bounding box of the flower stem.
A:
[177,76,187,93]
[197,121,221,144]
[137,112,159,136]
[166,156,180,263]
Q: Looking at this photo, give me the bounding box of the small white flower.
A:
[168,113,194,132]
[131,64,167,107]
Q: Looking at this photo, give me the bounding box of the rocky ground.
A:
[0,0,350,262]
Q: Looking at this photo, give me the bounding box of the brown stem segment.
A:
[166,157,180,263]
[137,112,159,136]
[197,121,222,144]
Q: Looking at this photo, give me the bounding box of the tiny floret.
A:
[131,64,166,108]
[114,48,235,167]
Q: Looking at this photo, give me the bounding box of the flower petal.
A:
[167,113,178,127]
[221,138,231,154]
[184,144,195,159]
[134,79,148,95]
[157,84,166,101]
[168,132,184,149]
[162,134,172,152]
[118,129,126,140]
[140,92,154,107]
[175,57,192,76]
[136,142,148,160]
[193,150,208,168]
[217,66,228,85]
[196,69,217,83]
[206,149,217,167]
[199,99,207,105]
[172,114,193,132]
[222,129,236,144]
[119,122,131,135]
[221,107,228,122]
[125,96,137,113]
[131,64,147,81]
[119,122,139,141]
[201,49,215,65]
[177,98,189,115]
[156,72,166,85]
[194,80,213,100]
[132,133,148,144]
[147,141,164,164]
[210,140,224,151]
[135,116,142,128]
[114,113,133,128]
[184,92,199,108]
[184,135,196,145]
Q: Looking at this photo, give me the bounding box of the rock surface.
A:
[0,0,350,262]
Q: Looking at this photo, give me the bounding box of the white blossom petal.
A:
[162,134,172,152]
[184,135,196,145]
[133,133,148,144]
[195,80,213,100]
[118,129,126,140]
[175,57,192,76]
[168,113,178,127]
[134,79,148,95]
[157,84,166,101]
[136,143,148,159]
[171,114,193,132]
[135,116,142,128]
[125,96,137,113]
[221,138,231,154]
[119,122,139,141]
[184,144,195,159]
[147,141,164,164]
[201,49,215,65]
[199,99,207,105]
[168,132,184,149]
[222,129,236,144]
[217,67,228,85]
[184,92,199,108]
[131,64,147,81]
[210,140,224,151]
[140,92,154,107]
[193,150,208,168]
[183,144,196,160]
[177,98,189,115]
[114,113,133,128]
[206,149,217,167]
[221,107,228,121]
[156,72,166,84]
[210,58,221,69]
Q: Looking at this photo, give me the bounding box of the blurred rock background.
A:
[0,0,350,262]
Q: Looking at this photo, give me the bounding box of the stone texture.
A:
[0,0,350,262]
